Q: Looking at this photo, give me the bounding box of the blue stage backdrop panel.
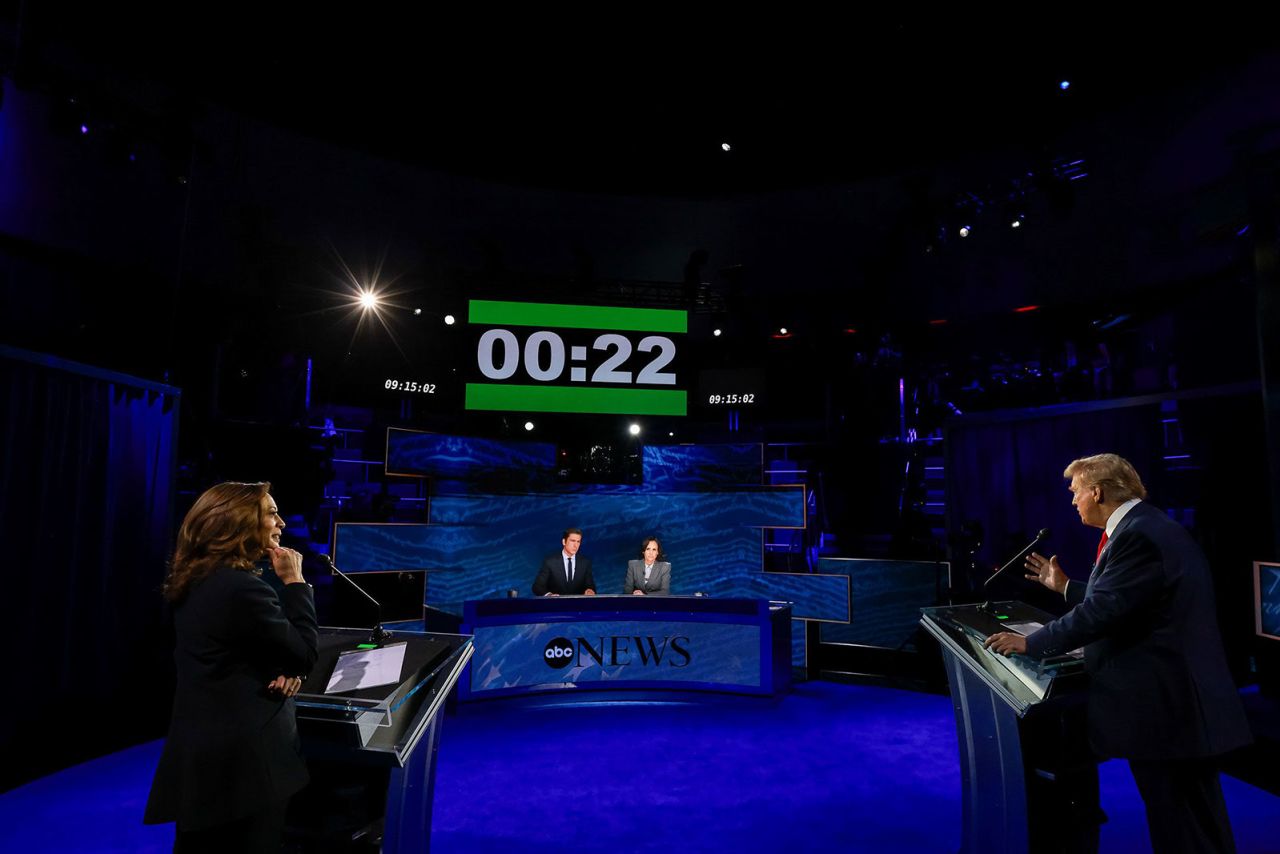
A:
[386,428,557,484]
[641,444,763,490]
[430,491,798,600]
[817,558,948,649]
[332,524,474,571]
[792,620,809,670]
[331,520,759,614]
[731,572,850,623]
[334,488,803,614]
[429,489,803,530]
[1258,562,1280,640]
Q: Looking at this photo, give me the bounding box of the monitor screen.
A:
[1255,561,1280,642]
[463,300,688,416]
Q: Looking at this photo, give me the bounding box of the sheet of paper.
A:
[324,642,408,694]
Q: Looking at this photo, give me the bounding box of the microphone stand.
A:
[980,528,1049,614]
[322,555,393,645]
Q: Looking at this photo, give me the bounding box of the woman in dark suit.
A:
[144,482,319,853]
[624,537,672,595]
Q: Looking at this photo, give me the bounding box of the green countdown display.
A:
[464,300,688,415]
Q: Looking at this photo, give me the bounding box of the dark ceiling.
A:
[6,7,1273,195]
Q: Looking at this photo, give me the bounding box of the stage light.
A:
[958,226,971,238]
[779,327,788,335]
[1011,219,1022,229]
[1059,80,1071,91]
[80,124,88,135]
[668,431,675,437]
[524,421,535,432]
[413,308,422,316]
[713,328,722,337]
[359,291,378,310]
[628,424,641,436]
[721,142,732,152]
[444,314,456,325]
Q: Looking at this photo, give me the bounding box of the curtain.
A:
[0,347,178,791]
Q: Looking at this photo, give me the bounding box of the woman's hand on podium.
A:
[1024,552,1068,595]
[985,633,1027,656]
[267,675,304,698]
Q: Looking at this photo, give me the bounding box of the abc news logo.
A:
[543,635,691,669]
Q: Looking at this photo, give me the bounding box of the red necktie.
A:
[1095,532,1109,563]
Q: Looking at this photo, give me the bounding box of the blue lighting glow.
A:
[1059,80,1071,91]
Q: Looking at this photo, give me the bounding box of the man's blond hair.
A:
[1063,453,1147,502]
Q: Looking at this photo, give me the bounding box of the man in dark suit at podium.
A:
[986,454,1251,854]
[532,527,596,596]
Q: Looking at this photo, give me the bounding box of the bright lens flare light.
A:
[359,291,378,310]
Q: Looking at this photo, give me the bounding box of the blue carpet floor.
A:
[1,682,1275,852]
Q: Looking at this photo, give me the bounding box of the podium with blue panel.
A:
[460,596,792,700]
[289,627,473,853]
[920,601,1100,854]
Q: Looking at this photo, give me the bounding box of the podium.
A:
[920,602,1101,854]
[290,627,473,853]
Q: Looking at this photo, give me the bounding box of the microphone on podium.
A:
[979,528,1050,617]
[984,528,1050,589]
[320,554,393,645]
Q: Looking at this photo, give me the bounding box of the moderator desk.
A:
[460,596,791,701]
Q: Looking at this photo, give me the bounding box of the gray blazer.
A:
[624,560,671,595]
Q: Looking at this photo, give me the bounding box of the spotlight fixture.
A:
[721,142,732,152]
[958,226,971,238]
[628,424,641,436]
[524,421,535,432]
[668,431,675,437]
[713,328,722,337]
[413,308,423,316]
[779,327,788,335]
[444,314,456,325]
[1011,219,1022,229]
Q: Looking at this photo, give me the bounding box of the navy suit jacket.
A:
[1024,502,1251,760]
[533,552,595,596]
